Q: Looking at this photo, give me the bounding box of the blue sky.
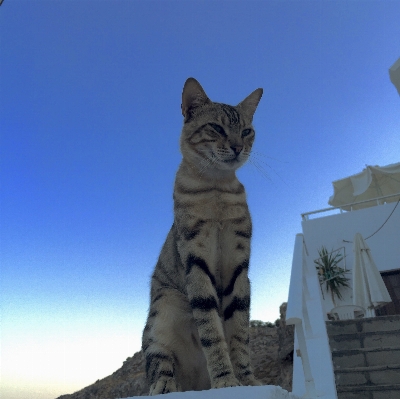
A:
[1,1,399,398]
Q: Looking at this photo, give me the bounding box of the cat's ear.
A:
[181,78,211,121]
[237,88,263,120]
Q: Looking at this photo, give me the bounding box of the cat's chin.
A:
[195,166,238,180]
[217,159,246,171]
[204,157,244,172]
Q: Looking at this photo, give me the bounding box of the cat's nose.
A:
[231,145,243,156]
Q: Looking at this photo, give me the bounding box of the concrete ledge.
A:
[124,385,300,399]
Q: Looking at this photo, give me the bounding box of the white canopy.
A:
[328,162,400,210]
[352,233,392,317]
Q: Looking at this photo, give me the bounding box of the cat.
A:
[142,77,263,395]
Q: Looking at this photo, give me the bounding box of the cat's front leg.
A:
[219,217,261,387]
[222,270,261,386]
[177,223,241,389]
[186,254,241,389]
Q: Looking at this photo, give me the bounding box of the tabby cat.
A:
[142,78,263,395]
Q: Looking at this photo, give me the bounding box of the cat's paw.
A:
[240,375,262,386]
[149,376,178,395]
[212,376,241,389]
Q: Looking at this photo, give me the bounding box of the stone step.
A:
[334,363,400,387]
[336,383,400,399]
[331,346,400,368]
[326,316,400,398]
[328,329,400,351]
[326,315,400,337]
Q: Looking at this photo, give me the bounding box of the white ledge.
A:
[124,385,300,399]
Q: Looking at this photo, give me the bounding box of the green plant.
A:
[250,320,266,327]
[314,246,350,306]
[249,320,276,328]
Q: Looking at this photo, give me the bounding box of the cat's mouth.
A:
[223,157,240,164]
[222,151,245,163]
[206,151,244,170]
[219,156,245,170]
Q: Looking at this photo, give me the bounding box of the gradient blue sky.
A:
[1,1,399,398]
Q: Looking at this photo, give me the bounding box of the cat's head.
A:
[180,78,263,176]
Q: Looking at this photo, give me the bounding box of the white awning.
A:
[328,162,400,210]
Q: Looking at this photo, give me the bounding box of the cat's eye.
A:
[209,123,226,137]
[242,129,252,137]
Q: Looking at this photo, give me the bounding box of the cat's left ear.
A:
[181,78,211,122]
[237,88,263,120]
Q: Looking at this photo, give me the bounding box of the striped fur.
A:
[142,78,263,395]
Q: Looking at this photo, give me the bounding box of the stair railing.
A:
[286,234,337,399]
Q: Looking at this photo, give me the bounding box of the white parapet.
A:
[123,385,301,399]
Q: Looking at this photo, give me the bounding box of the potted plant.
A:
[314,246,350,306]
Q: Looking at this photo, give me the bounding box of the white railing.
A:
[301,192,400,221]
[286,234,337,399]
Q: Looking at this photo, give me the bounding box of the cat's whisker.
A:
[247,158,273,183]
[198,154,217,178]
[199,160,212,177]
[249,151,289,164]
[247,151,288,186]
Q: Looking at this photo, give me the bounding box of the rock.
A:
[277,302,295,361]
[56,303,293,399]
[276,302,294,391]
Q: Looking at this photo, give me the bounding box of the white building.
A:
[287,172,400,398]
[287,59,400,399]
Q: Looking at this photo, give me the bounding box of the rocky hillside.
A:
[57,303,294,399]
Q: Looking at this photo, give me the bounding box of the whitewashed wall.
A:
[301,202,400,316]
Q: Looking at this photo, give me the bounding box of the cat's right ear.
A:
[181,78,211,122]
[236,88,263,121]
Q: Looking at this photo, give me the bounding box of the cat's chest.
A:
[174,169,249,222]
[187,190,248,221]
